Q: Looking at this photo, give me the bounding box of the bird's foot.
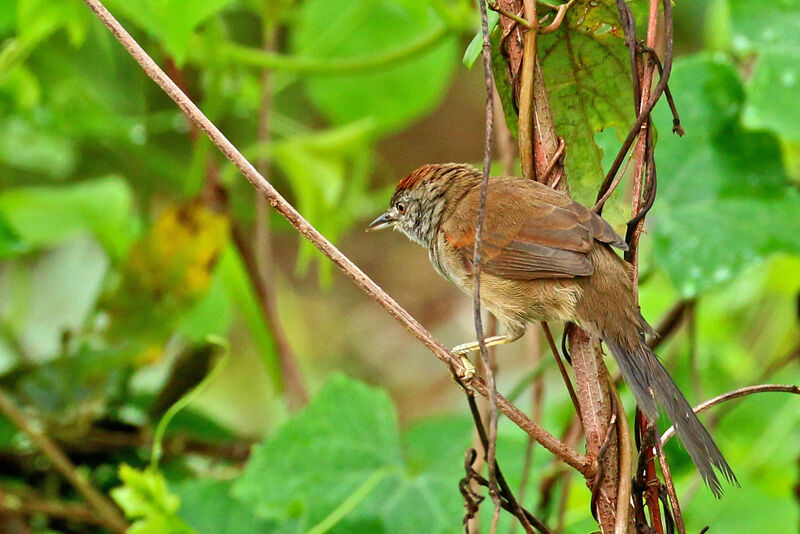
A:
[456,355,476,382]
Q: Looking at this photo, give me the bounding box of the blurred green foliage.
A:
[0,0,799,533]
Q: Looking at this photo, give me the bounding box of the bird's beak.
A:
[366,212,394,232]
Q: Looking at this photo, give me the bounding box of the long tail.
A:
[603,332,738,497]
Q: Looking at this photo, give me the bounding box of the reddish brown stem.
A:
[473,0,503,527]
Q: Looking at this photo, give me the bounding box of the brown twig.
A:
[541,322,580,417]
[642,419,664,533]
[608,1,677,532]
[704,344,800,431]
[610,378,632,534]
[654,437,685,534]
[488,1,532,28]
[80,0,594,474]
[595,0,675,211]
[518,0,540,179]
[466,391,550,533]
[638,44,683,135]
[570,328,619,531]
[0,485,105,527]
[512,327,544,534]
[661,384,800,444]
[590,406,618,523]
[0,389,128,533]
[625,0,658,285]
[634,421,663,533]
[540,137,565,186]
[538,0,574,34]
[474,1,503,528]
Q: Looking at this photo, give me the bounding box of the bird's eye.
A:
[396,202,406,214]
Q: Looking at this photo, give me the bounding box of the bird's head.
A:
[367,163,481,247]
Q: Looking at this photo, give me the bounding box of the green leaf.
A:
[726,0,800,53]
[0,116,76,177]
[216,246,282,392]
[234,376,471,533]
[292,0,458,133]
[0,2,15,34]
[0,414,17,449]
[177,263,234,342]
[538,0,643,204]
[103,0,234,64]
[722,0,800,142]
[0,214,28,259]
[175,480,282,534]
[0,175,138,260]
[650,55,800,297]
[111,465,196,534]
[490,26,519,139]
[462,9,498,68]
[742,51,800,142]
[1,237,109,361]
[150,339,229,468]
[17,0,90,48]
[233,375,404,523]
[271,122,379,283]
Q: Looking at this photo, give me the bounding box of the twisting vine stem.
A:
[473,0,503,530]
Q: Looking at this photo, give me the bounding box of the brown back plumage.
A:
[440,178,627,279]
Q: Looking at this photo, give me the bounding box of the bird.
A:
[368,162,737,496]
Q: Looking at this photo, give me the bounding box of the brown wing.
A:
[441,179,627,280]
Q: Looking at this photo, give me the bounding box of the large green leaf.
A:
[0,175,138,260]
[233,375,404,523]
[649,55,800,296]
[175,480,283,534]
[233,375,467,534]
[292,0,458,133]
[0,116,76,177]
[720,0,800,142]
[538,0,642,204]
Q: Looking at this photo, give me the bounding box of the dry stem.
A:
[474,0,503,528]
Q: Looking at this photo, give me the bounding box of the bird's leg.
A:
[451,332,524,380]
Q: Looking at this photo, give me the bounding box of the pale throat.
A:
[400,196,446,248]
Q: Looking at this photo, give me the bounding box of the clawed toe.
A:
[457,355,476,381]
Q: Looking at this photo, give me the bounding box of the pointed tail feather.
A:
[603,335,738,497]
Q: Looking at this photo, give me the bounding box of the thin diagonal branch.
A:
[0,485,105,527]
[80,0,592,476]
[541,322,580,417]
